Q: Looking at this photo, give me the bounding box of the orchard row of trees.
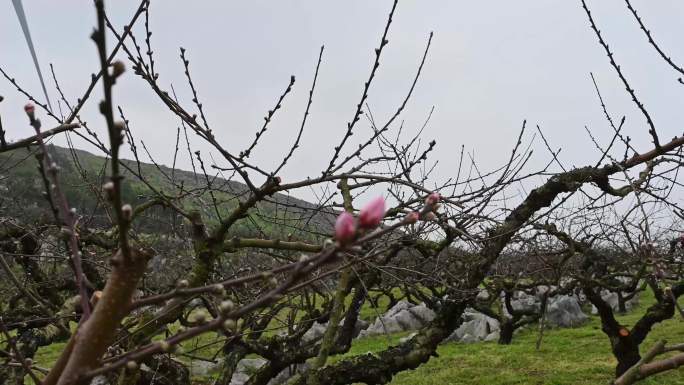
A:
[1,1,683,384]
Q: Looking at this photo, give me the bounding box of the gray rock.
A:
[189,359,224,377]
[591,291,639,314]
[268,363,310,385]
[460,333,479,343]
[230,358,267,385]
[385,301,412,318]
[502,291,588,329]
[468,316,489,338]
[408,303,436,324]
[445,311,500,343]
[476,289,491,301]
[359,301,435,337]
[89,376,110,385]
[546,296,588,327]
[484,331,500,342]
[188,298,204,308]
[226,359,315,385]
[508,292,540,314]
[394,309,425,331]
[302,321,327,343]
[301,317,369,344]
[360,316,405,337]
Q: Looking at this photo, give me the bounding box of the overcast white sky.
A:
[1,1,683,203]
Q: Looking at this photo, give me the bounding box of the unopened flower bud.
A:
[425,192,441,206]
[158,341,172,353]
[335,212,356,244]
[194,311,206,324]
[177,279,189,289]
[103,182,115,200]
[219,300,235,314]
[24,103,35,119]
[405,211,420,224]
[126,361,138,371]
[112,61,126,78]
[358,196,386,229]
[222,318,236,332]
[121,204,133,221]
[212,283,225,294]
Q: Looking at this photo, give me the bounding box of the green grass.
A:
[341,291,684,385]
[32,290,684,384]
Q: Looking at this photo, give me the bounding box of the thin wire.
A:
[11,0,53,112]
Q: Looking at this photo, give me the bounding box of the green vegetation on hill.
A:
[0,144,332,239]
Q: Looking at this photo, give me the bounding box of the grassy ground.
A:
[32,290,684,384]
[342,291,684,385]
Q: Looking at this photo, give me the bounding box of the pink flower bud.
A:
[405,211,420,224]
[358,196,385,229]
[24,103,36,119]
[335,211,356,244]
[121,204,133,221]
[425,192,441,206]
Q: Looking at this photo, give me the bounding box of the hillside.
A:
[0,144,334,238]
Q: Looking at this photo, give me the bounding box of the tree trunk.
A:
[498,321,514,345]
[617,292,627,314]
[613,336,641,377]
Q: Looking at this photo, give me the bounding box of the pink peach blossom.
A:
[24,103,36,119]
[425,192,441,206]
[405,211,420,224]
[358,196,385,229]
[335,211,356,244]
